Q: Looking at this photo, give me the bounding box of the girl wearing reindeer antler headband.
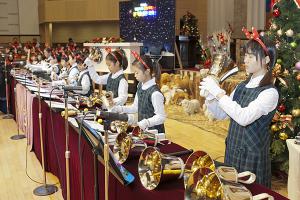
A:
[200,27,278,188]
[111,52,166,133]
[84,48,128,106]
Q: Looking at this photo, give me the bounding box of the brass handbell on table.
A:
[138,147,185,190]
[183,151,215,188]
[185,167,273,200]
[113,126,158,164]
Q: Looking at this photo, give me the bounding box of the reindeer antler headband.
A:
[242,27,269,55]
[130,50,149,69]
[105,47,120,63]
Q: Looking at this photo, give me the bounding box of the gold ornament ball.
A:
[83,108,89,113]
[279,132,288,140]
[97,119,103,124]
[292,109,300,117]
[296,73,300,81]
[282,69,290,77]
[271,124,279,132]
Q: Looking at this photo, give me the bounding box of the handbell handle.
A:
[167,149,193,157]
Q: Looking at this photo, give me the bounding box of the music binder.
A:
[76,118,135,186]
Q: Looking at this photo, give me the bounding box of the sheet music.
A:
[44,100,78,110]
[68,117,79,128]
[26,86,51,93]
[34,92,59,99]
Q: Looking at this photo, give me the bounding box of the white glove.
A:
[127,114,136,125]
[110,105,123,113]
[199,86,215,101]
[199,77,225,98]
[84,57,93,67]
[137,119,149,131]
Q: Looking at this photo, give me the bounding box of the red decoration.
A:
[204,59,212,69]
[273,8,281,17]
[278,104,286,112]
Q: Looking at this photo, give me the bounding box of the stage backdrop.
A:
[119,0,175,55]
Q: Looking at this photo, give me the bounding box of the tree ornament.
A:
[270,23,278,30]
[285,29,294,37]
[271,124,280,132]
[296,73,300,81]
[272,111,281,122]
[290,42,297,49]
[279,132,288,140]
[295,61,300,71]
[277,59,282,64]
[292,109,300,117]
[273,8,281,17]
[282,69,290,77]
[277,29,283,36]
[278,104,286,112]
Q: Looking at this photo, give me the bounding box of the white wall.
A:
[247,0,266,30]
[0,0,39,35]
[207,0,266,35]
[207,0,234,35]
[18,0,39,35]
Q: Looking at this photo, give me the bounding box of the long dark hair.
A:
[132,55,161,83]
[244,37,277,87]
[106,49,128,70]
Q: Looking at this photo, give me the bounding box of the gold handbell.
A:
[184,151,215,188]
[113,132,147,164]
[185,167,268,200]
[185,168,224,200]
[110,120,128,134]
[101,91,114,109]
[61,110,78,117]
[89,47,102,64]
[113,126,159,164]
[138,147,185,190]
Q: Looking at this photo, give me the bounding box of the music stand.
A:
[76,118,135,200]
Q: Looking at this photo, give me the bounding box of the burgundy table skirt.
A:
[31,97,288,200]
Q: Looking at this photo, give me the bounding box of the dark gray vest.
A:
[225,81,277,188]
[106,73,126,98]
[137,83,165,133]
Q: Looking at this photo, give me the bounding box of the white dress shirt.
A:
[75,69,91,95]
[206,74,279,126]
[88,65,128,106]
[68,63,80,86]
[121,78,166,128]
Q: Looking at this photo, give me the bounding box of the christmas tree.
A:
[180,11,200,39]
[267,0,300,174]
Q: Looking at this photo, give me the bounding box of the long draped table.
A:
[10,75,289,200]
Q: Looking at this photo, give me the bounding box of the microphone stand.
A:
[10,85,26,140]
[103,120,110,200]
[33,78,58,196]
[2,61,14,119]
[63,88,71,200]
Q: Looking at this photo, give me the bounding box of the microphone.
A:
[11,61,25,65]
[32,69,47,73]
[62,85,83,91]
[91,110,128,122]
